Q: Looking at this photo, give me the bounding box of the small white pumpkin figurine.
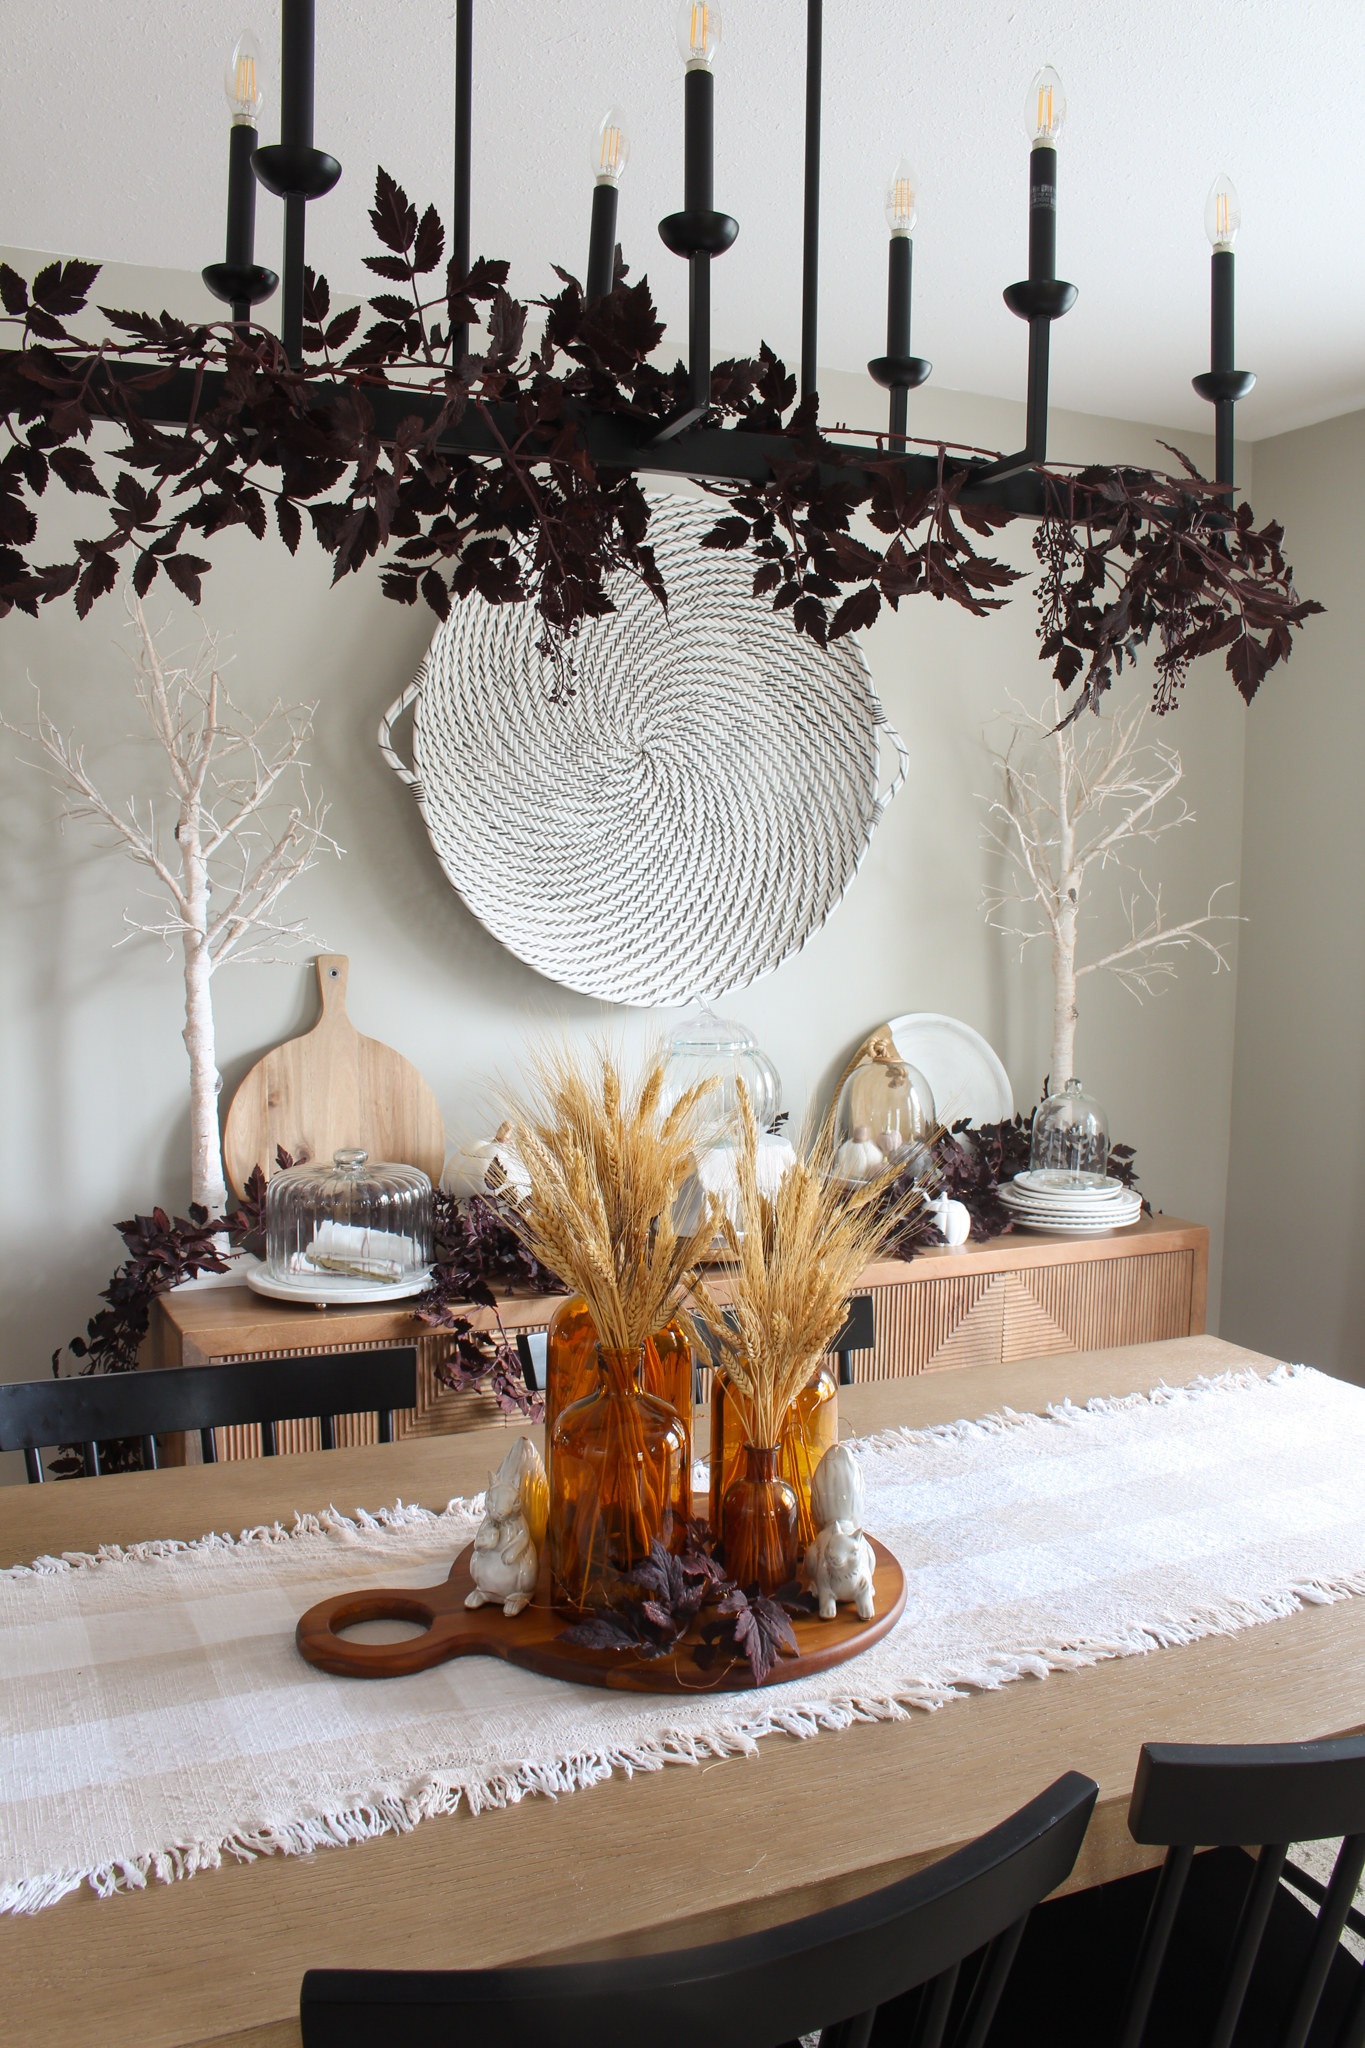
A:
[465,1437,550,1618]
[834,1123,883,1183]
[929,1190,972,1248]
[804,1442,878,1621]
[441,1121,531,1204]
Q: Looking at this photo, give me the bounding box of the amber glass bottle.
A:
[549,1345,690,1615]
[709,1358,838,1547]
[721,1444,799,1596]
[544,1295,693,1479]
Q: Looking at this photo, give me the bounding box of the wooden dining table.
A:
[4,1331,1364,2048]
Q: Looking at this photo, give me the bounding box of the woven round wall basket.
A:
[378,494,907,1007]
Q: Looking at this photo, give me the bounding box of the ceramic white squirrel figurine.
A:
[465,1437,549,1618]
[804,1441,878,1621]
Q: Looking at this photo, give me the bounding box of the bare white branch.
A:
[3,589,343,1214]
[978,689,1241,1082]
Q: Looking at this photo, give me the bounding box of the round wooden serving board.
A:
[223,954,445,1199]
[296,1536,906,1693]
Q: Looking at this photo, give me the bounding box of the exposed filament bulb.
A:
[884,157,919,236]
[1205,172,1241,249]
[224,30,264,125]
[676,1,722,69]
[1024,63,1066,145]
[592,105,631,185]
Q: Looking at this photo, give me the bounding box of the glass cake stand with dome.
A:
[1027,1078,1111,1190]
[247,1148,434,1305]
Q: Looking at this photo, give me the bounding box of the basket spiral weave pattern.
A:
[379,495,906,1007]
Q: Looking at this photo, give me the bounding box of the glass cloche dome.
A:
[833,1035,935,1182]
[659,1004,782,1145]
[265,1149,433,1290]
[1028,1078,1111,1189]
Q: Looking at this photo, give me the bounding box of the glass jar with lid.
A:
[659,1004,782,1145]
[833,1035,935,1181]
[265,1149,433,1290]
[1028,1079,1110,1188]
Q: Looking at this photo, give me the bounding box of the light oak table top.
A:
[4,1333,1360,2048]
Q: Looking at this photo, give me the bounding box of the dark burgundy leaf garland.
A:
[0,170,1320,711]
[44,1168,551,1479]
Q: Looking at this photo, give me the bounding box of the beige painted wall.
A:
[0,255,1256,1478]
[1220,408,1365,1382]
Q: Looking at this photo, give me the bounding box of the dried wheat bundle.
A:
[692,1086,927,1447]
[501,1037,722,1355]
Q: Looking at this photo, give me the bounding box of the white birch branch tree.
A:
[979,690,1240,1087]
[4,591,340,1219]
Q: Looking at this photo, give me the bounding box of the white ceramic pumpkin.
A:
[441,1120,531,1203]
[834,1124,883,1182]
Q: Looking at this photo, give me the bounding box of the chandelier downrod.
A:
[251,0,341,366]
[800,0,821,403]
[452,0,473,357]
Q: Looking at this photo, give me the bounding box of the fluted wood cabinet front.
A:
[151,1215,1208,1460]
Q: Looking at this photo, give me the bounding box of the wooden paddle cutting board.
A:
[222,954,445,1197]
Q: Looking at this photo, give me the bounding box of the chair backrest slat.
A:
[1119,1739,1365,2048]
[300,1773,1097,2048]
[0,1350,418,1478]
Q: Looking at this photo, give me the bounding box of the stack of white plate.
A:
[999,1170,1143,1233]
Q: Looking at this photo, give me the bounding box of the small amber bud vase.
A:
[710,1359,837,1547]
[721,1443,800,1597]
[550,1344,690,1615]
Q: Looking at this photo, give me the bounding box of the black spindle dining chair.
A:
[0,1348,418,1481]
[983,1736,1365,2048]
[300,1771,1098,2048]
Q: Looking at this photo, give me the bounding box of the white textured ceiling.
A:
[7,1,1363,441]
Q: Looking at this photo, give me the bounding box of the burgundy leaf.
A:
[276,496,302,554]
[412,205,445,276]
[363,255,413,283]
[74,550,118,619]
[164,552,212,603]
[0,263,29,315]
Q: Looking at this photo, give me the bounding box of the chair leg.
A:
[836,1348,853,1387]
[82,1440,101,1479]
[200,1426,218,1465]
[910,1963,960,2048]
[1117,1843,1194,2048]
[24,1447,43,1485]
[320,1415,336,1451]
[1208,1842,1286,2048]
[1277,1833,1365,2048]
[140,1434,159,1473]
[1336,1953,1365,2048]
[378,1408,393,1445]
[820,2013,876,2048]
[955,1914,1031,2048]
[261,1420,277,1457]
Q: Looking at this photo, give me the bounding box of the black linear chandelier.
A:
[0,0,1316,712]
[204,1,1254,490]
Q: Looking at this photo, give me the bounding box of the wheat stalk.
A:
[500,1036,721,1356]
[691,1084,927,1446]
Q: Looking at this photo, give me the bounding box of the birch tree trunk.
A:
[178,803,229,1219]
[1050,728,1078,1087]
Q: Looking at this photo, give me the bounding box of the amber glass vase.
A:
[721,1444,799,1597]
[544,1295,692,1480]
[709,1359,838,1546]
[549,1345,690,1615]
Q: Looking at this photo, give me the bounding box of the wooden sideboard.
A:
[150,1214,1207,1463]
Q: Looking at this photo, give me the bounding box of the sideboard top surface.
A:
[154,1213,1208,1364]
